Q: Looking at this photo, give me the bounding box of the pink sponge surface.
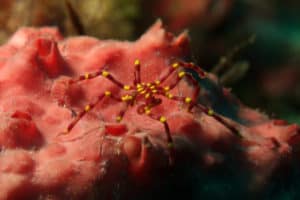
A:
[0,21,299,199]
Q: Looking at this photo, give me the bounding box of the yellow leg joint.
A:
[166,93,173,99]
[172,62,179,68]
[163,86,170,91]
[105,91,111,96]
[167,142,174,148]
[137,87,144,92]
[159,116,167,123]
[145,109,151,115]
[116,116,122,122]
[140,90,146,94]
[85,105,91,111]
[185,97,192,103]
[134,59,140,66]
[208,109,214,116]
[101,70,109,77]
[121,95,128,101]
[178,71,185,78]
[123,85,131,90]
[121,95,133,101]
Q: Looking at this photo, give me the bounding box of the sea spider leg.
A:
[157,65,241,137]
[61,65,135,134]
[157,68,200,112]
[183,73,200,111]
[114,93,136,122]
[68,69,132,91]
[161,87,241,138]
[155,62,181,85]
[149,113,174,164]
[133,59,141,85]
[137,102,175,165]
[155,61,203,111]
[63,91,125,134]
[195,104,241,137]
[177,61,207,78]
[111,59,143,122]
[63,93,105,134]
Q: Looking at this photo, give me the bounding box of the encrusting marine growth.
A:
[0,20,299,199]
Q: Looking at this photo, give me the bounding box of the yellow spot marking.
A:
[101,70,109,77]
[150,85,155,90]
[105,91,111,96]
[144,106,151,115]
[185,97,192,103]
[152,89,157,93]
[208,109,214,116]
[163,86,170,91]
[85,105,91,111]
[145,109,151,115]
[146,83,151,87]
[155,80,160,85]
[166,93,173,99]
[116,116,122,122]
[144,106,150,111]
[84,73,90,79]
[178,71,185,78]
[134,59,140,66]
[140,90,146,94]
[121,95,128,101]
[168,142,174,148]
[172,62,179,68]
[159,116,167,123]
[121,95,133,101]
[145,93,150,99]
[137,84,142,89]
[123,85,131,90]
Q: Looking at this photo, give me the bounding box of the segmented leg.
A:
[161,69,200,112]
[133,59,141,85]
[195,104,241,137]
[148,113,174,165]
[159,61,240,137]
[63,93,106,134]
[156,62,181,84]
[136,101,175,164]
[63,91,124,134]
[177,61,207,78]
[159,68,240,137]
[114,96,134,122]
[185,73,201,111]
[68,69,132,91]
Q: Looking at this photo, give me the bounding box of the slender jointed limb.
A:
[68,69,132,91]
[63,91,125,134]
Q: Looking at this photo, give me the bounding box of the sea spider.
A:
[61,59,240,163]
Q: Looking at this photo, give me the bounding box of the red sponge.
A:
[0,21,298,200]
